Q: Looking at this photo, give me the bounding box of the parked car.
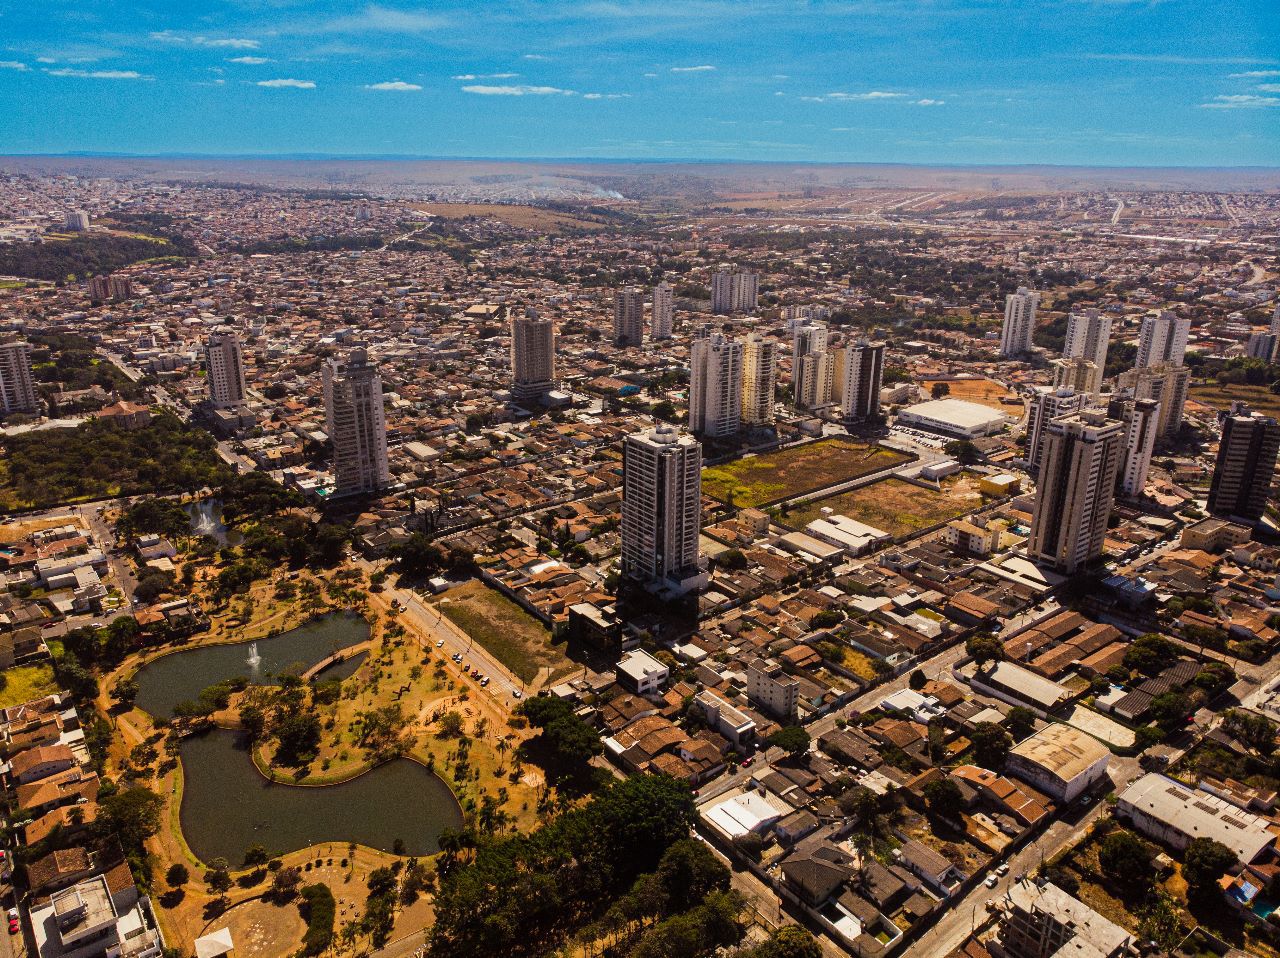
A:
[996,863,1009,876]
[984,874,999,888]
[436,640,444,648]
[8,918,17,935]
[512,690,522,699]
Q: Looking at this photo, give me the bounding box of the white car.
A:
[512,690,522,699]
[436,640,444,648]
[984,874,999,888]
[996,863,1009,876]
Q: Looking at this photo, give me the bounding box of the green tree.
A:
[970,722,1012,769]
[966,634,1005,666]
[944,439,980,464]
[166,863,190,888]
[1222,709,1277,756]
[737,925,823,958]
[922,778,964,821]
[1098,830,1153,896]
[1005,706,1036,740]
[908,669,927,691]
[1123,634,1177,676]
[98,786,164,849]
[931,382,951,399]
[274,712,322,766]
[768,726,812,757]
[1183,838,1236,899]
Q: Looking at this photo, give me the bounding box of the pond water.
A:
[133,613,370,718]
[183,499,242,547]
[178,729,463,863]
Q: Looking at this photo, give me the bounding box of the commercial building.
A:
[1116,773,1276,864]
[896,398,1008,439]
[688,329,743,439]
[1051,357,1101,396]
[651,281,674,339]
[620,424,706,595]
[1062,308,1111,378]
[740,333,778,425]
[1208,404,1280,523]
[1116,362,1189,442]
[326,348,390,497]
[1000,286,1040,357]
[613,287,645,346]
[203,330,248,410]
[0,339,39,416]
[1026,388,1087,474]
[711,270,759,315]
[1135,311,1190,369]
[510,309,557,404]
[616,649,669,695]
[840,341,885,422]
[1029,410,1124,574]
[1006,723,1111,803]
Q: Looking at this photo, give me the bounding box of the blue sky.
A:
[1,0,1277,166]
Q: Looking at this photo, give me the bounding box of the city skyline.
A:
[1,0,1277,166]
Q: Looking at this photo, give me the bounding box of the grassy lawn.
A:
[430,580,572,686]
[1190,382,1280,418]
[784,474,985,537]
[0,664,59,708]
[702,438,914,507]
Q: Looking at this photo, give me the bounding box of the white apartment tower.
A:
[1025,387,1088,474]
[1051,357,1102,396]
[204,330,248,409]
[1116,363,1189,443]
[1000,287,1040,357]
[1271,303,1280,336]
[840,341,885,422]
[1135,311,1190,369]
[741,334,778,426]
[620,424,705,595]
[711,270,760,315]
[1108,396,1160,499]
[688,329,743,439]
[510,309,557,404]
[793,323,831,410]
[0,340,38,416]
[1247,331,1278,364]
[327,348,391,497]
[1029,410,1125,575]
[651,282,674,340]
[1063,308,1111,377]
[613,287,645,346]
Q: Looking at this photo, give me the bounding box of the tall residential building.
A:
[327,348,390,497]
[0,340,38,416]
[1025,387,1087,474]
[1063,308,1111,377]
[651,282,674,340]
[204,330,248,409]
[1029,409,1124,574]
[1135,311,1190,369]
[1000,287,1040,357]
[64,211,90,231]
[88,274,132,303]
[795,352,834,411]
[510,309,556,404]
[688,330,743,439]
[740,334,778,426]
[840,341,885,422]
[1108,396,1160,499]
[1116,363,1189,442]
[1051,357,1102,396]
[792,322,828,360]
[613,288,645,346]
[1271,303,1280,336]
[620,424,705,595]
[1208,405,1280,523]
[711,270,759,315]
[1247,331,1278,364]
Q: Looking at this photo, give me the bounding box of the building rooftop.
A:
[899,398,1009,430]
[1009,723,1110,781]
[1118,773,1276,863]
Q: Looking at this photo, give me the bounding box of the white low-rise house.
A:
[880,689,946,725]
[804,515,890,556]
[30,873,164,958]
[1006,723,1111,803]
[35,550,108,590]
[1116,773,1276,864]
[615,649,669,695]
[695,689,757,747]
[701,789,790,839]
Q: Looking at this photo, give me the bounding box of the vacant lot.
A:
[411,202,614,233]
[786,474,984,537]
[1190,382,1280,418]
[431,580,572,685]
[702,439,913,507]
[0,513,86,544]
[921,377,1019,411]
[0,664,59,709]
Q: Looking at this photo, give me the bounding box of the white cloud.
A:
[366,80,421,91]
[523,54,551,61]
[316,5,447,34]
[45,68,149,79]
[583,92,629,99]
[671,64,715,72]
[643,72,658,78]
[196,37,259,49]
[804,90,907,102]
[36,57,56,64]
[1086,53,1275,65]
[1230,70,1280,78]
[257,77,316,88]
[914,98,944,106]
[0,61,27,71]
[1200,94,1280,109]
[1258,84,1280,93]
[451,73,518,80]
[228,56,270,65]
[461,84,573,95]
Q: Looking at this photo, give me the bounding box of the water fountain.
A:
[246,642,261,670]
[194,510,218,536]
